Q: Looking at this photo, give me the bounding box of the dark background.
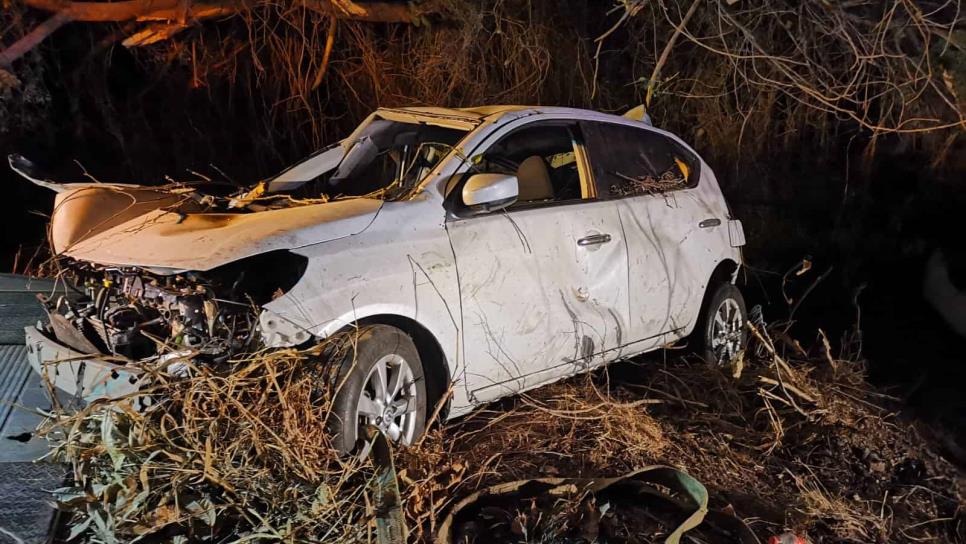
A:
[2,0,964,448]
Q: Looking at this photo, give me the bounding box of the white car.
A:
[16,105,747,451]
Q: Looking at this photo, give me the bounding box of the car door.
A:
[581,120,723,350]
[445,120,630,404]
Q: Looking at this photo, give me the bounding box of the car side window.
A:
[582,122,700,198]
[473,123,590,207]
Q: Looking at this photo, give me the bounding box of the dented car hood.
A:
[51,185,382,271]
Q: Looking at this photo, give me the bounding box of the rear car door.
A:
[446,120,630,404]
[582,121,727,349]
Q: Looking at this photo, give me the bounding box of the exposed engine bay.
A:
[39,251,308,363]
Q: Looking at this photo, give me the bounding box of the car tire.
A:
[695,282,748,366]
[327,325,427,454]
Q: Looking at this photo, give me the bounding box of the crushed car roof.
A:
[379,105,654,127]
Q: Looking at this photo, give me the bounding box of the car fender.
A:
[258,198,470,414]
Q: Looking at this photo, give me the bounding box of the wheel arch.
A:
[708,258,740,286]
[699,258,742,320]
[683,258,741,337]
[353,314,451,421]
[678,258,745,356]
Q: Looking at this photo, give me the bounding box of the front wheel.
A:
[696,283,747,366]
[327,325,427,454]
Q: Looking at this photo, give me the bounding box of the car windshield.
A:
[284,120,468,201]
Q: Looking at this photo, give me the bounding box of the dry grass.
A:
[37,317,965,543]
[790,470,888,543]
[38,340,384,543]
[399,323,965,542]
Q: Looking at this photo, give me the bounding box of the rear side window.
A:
[582,122,700,198]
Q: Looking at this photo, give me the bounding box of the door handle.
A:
[698,218,721,228]
[577,233,612,246]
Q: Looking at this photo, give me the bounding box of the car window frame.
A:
[444,119,599,218]
[580,120,702,201]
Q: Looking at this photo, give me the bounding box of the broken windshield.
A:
[276,120,468,201]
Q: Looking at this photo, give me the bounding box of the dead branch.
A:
[758,376,817,405]
[645,0,700,109]
[22,0,216,21]
[21,0,424,23]
[121,22,191,46]
[310,15,337,91]
[316,0,422,23]
[0,11,71,67]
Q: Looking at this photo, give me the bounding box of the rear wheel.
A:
[696,283,747,366]
[328,325,427,454]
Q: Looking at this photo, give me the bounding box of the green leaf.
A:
[66,516,92,541]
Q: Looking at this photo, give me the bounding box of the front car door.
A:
[445,119,630,404]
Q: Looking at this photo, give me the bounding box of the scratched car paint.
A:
[15,105,747,449]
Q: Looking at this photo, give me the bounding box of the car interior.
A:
[475,124,588,206]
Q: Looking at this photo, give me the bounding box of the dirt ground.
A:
[40,311,965,544]
[400,328,966,543]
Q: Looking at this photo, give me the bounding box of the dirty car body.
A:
[19,105,745,425]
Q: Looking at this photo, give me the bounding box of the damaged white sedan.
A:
[16,105,747,451]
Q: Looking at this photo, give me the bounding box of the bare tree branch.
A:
[23,0,191,21]
[21,0,424,23]
[0,11,72,67]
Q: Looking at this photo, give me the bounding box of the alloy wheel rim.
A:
[710,298,743,365]
[355,354,418,450]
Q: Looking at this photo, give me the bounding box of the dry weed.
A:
[790,470,887,543]
[38,317,964,543]
[39,340,382,543]
[399,321,965,542]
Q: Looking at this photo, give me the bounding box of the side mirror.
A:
[462,173,518,212]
